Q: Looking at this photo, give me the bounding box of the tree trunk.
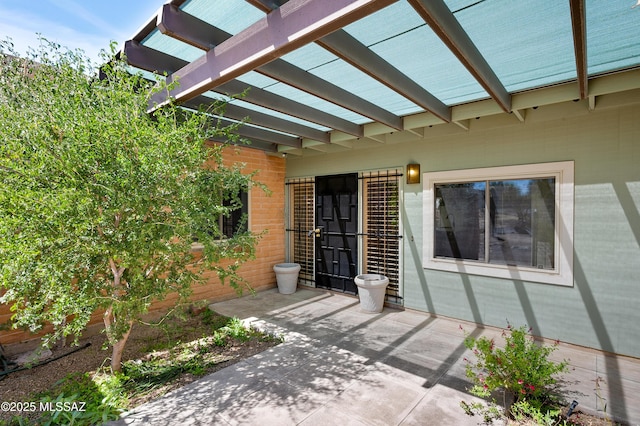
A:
[110,321,133,373]
[104,258,132,372]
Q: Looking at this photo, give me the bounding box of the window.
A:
[424,162,574,286]
[192,187,249,243]
[221,188,249,238]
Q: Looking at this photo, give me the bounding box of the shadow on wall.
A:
[614,181,640,257]
[402,184,631,422]
[402,203,435,314]
[573,256,627,422]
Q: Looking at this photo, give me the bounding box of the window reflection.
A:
[434,178,555,270]
[434,182,484,261]
[488,178,555,269]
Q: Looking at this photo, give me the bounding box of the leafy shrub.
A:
[510,399,562,426]
[220,317,251,341]
[10,373,123,426]
[462,324,568,419]
[211,332,227,347]
[36,392,120,426]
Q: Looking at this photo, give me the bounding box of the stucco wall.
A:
[286,97,640,358]
[0,145,285,345]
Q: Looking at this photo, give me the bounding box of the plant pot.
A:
[273,263,301,294]
[354,274,389,313]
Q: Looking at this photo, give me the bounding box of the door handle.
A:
[308,228,322,238]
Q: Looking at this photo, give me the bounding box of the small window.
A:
[192,187,249,242]
[221,188,249,238]
[424,162,574,286]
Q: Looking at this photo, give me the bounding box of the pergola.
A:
[124,0,640,154]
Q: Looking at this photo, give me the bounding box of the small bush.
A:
[10,372,123,425]
[462,324,568,420]
[220,317,251,341]
[510,399,562,426]
[211,332,227,347]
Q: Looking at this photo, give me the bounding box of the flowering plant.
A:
[462,324,568,415]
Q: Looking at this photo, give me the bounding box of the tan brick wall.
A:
[0,145,285,345]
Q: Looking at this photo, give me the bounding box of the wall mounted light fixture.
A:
[406,163,420,184]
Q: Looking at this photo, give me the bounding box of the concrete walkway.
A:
[112,288,640,425]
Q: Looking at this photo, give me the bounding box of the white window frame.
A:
[423,161,574,286]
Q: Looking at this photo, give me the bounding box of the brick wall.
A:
[0,145,286,345]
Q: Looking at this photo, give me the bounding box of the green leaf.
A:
[0,36,263,371]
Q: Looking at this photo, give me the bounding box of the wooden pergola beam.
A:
[125,41,363,137]
[158,3,403,130]
[246,0,449,123]
[408,0,511,113]
[317,31,452,123]
[149,0,398,110]
[569,0,588,99]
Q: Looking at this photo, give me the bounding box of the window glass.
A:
[434,178,555,269]
[423,161,574,286]
[222,188,248,238]
[488,178,555,269]
[434,182,485,261]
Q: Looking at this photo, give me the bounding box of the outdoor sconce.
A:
[406,163,420,184]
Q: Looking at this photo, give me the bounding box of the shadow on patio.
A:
[111,287,640,426]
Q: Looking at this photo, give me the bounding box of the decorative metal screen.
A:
[286,178,315,286]
[286,172,402,300]
[360,170,402,304]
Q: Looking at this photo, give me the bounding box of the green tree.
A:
[0,38,262,372]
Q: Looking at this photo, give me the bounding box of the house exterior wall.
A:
[0,145,285,345]
[150,144,286,310]
[285,96,640,358]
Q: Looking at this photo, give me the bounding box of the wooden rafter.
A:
[183,95,331,143]
[317,31,451,123]
[124,41,361,138]
[245,0,288,14]
[569,0,588,99]
[246,0,451,123]
[157,4,403,130]
[148,0,398,110]
[407,0,511,113]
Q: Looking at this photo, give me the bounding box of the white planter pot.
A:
[273,263,301,294]
[354,274,389,313]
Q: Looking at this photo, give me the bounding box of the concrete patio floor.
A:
[112,287,640,425]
